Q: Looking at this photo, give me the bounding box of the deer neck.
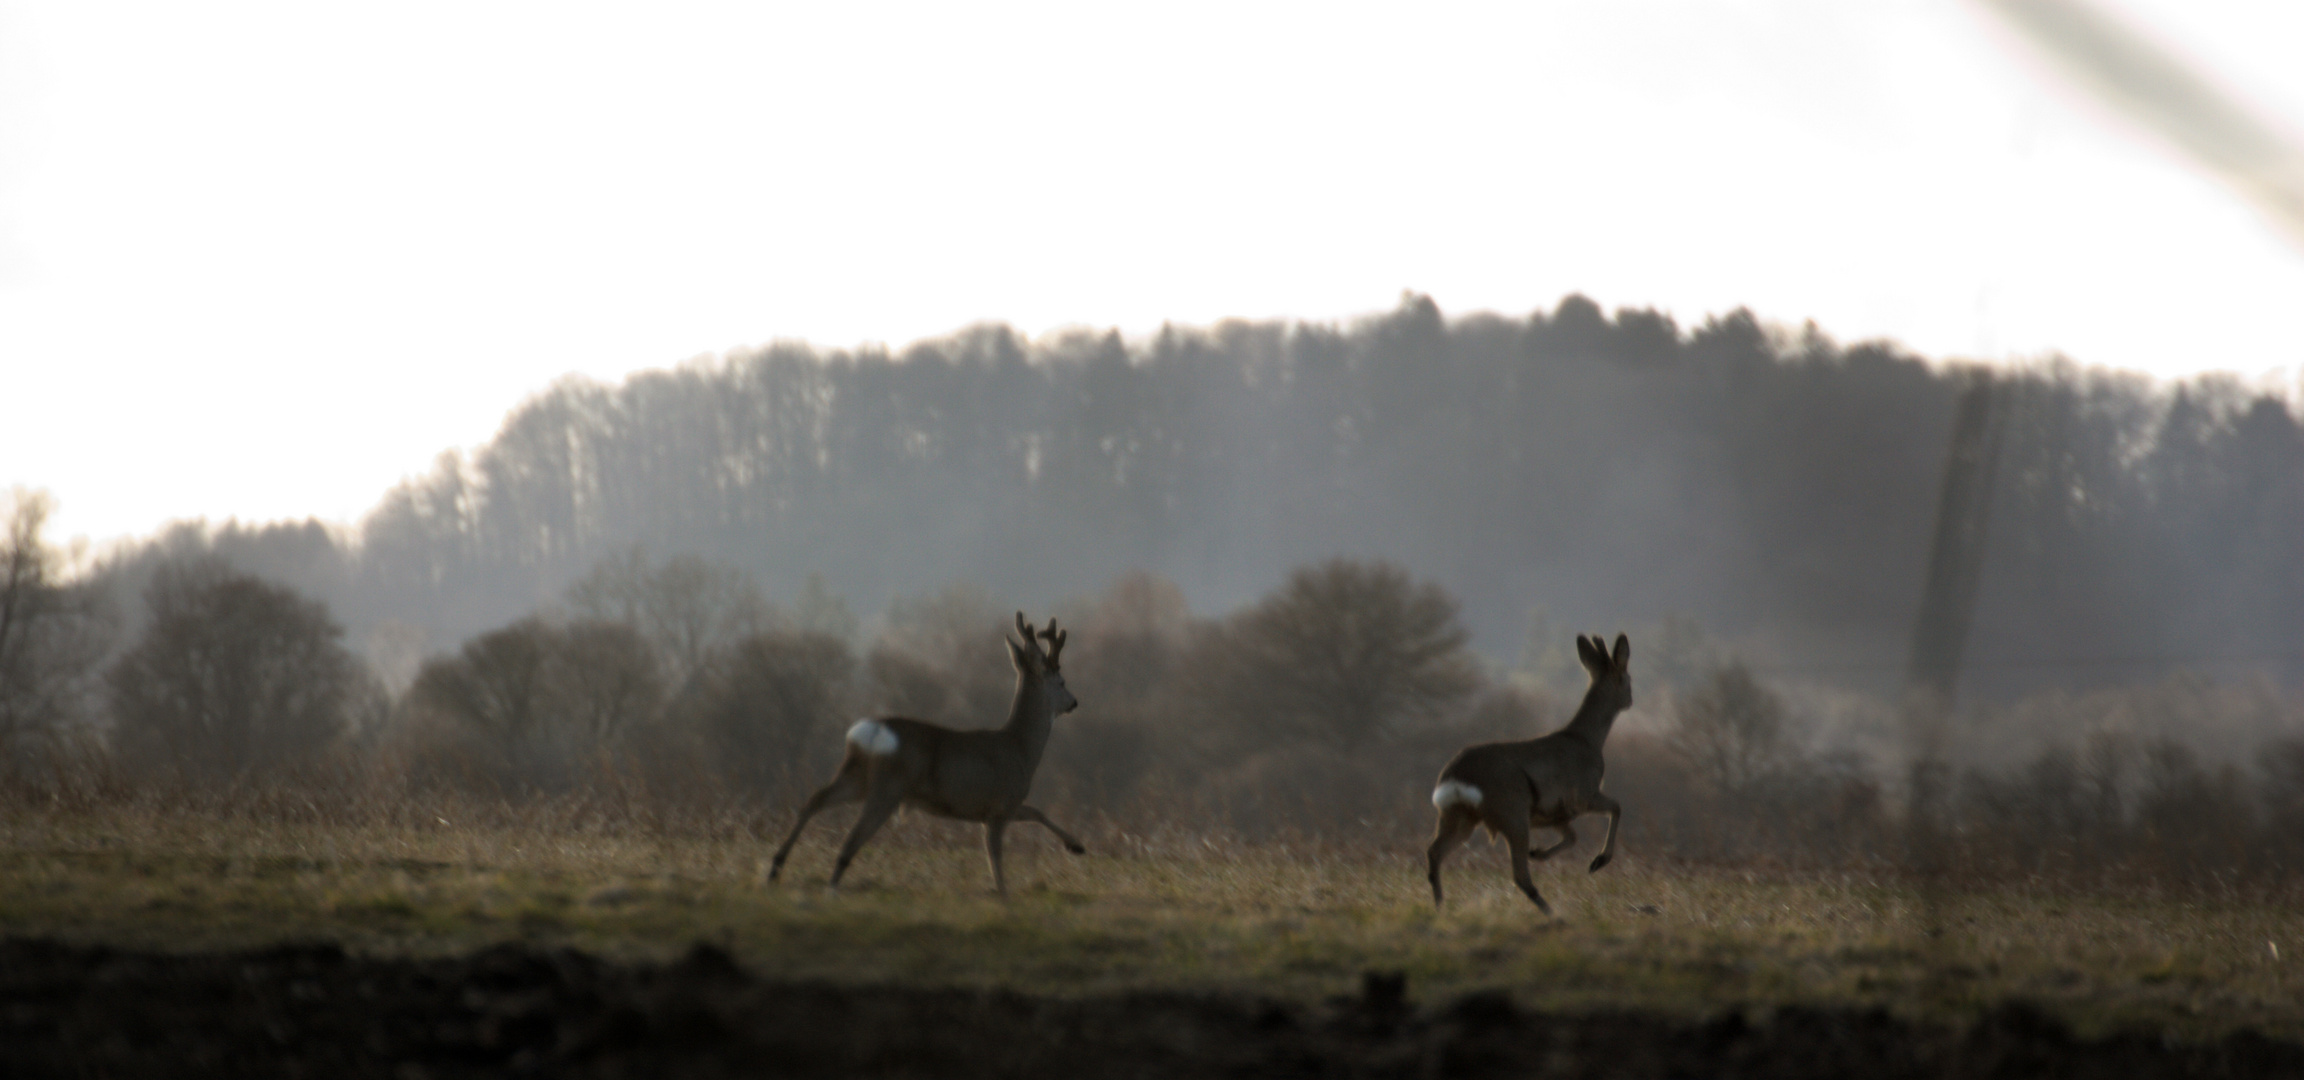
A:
[1000,673,1058,765]
[1560,687,1623,748]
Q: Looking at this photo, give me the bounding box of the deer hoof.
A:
[1588,853,1612,874]
[1066,842,1087,855]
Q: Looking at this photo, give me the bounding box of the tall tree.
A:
[107,560,369,780]
[1191,558,1479,751]
[0,491,115,760]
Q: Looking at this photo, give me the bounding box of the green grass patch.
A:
[3,805,2300,1041]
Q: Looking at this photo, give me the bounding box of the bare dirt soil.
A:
[4,937,2301,1079]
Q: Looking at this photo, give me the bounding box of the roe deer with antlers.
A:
[768,613,1083,897]
[1426,632,1632,913]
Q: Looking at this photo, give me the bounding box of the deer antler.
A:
[1039,618,1066,665]
[1015,611,1045,656]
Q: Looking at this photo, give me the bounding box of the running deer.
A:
[1426,632,1631,913]
[767,613,1084,898]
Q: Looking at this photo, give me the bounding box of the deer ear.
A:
[1611,633,1630,672]
[1575,635,1601,673]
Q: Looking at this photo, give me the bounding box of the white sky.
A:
[4,0,2302,549]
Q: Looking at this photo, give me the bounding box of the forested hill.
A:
[123,294,2304,699]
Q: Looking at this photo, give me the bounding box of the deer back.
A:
[837,613,1076,822]
[846,716,1033,820]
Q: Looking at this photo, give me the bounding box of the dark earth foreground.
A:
[4,938,2301,1079]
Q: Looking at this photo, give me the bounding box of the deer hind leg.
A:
[1588,793,1623,874]
[1498,817,1553,915]
[1531,821,1578,862]
[983,818,1011,899]
[1012,804,1086,854]
[828,786,905,891]
[1426,808,1478,909]
[767,762,866,882]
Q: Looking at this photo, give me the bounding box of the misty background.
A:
[77,294,2304,700]
[8,2,2304,546]
[7,1,2304,889]
[7,294,2302,887]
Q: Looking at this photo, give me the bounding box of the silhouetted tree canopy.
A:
[565,547,776,688]
[1190,558,1479,751]
[107,559,368,780]
[83,293,2304,702]
[862,585,1014,725]
[28,290,2304,890]
[676,628,855,792]
[0,491,115,760]
[1673,662,1790,795]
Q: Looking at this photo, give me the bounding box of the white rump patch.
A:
[846,719,899,756]
[1432,779,1483,810]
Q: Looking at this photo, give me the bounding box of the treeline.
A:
[6,293,2303,889]
[8,503,2304,891]
[58,294,2304,704]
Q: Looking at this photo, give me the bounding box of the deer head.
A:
[1576,632,1632,713]
[1011,612,1078,715]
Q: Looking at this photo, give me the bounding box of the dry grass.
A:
[4,799,2300,1041]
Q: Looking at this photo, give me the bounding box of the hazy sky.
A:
[4,1,2302,549]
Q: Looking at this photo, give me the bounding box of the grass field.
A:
[4,801,2298,1043]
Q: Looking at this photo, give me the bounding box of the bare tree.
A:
[679,628,856,792]
[1194,558,1478,751]
[408,617,559,761]
[2135,737,2254,877]
[405,612,672,782]
[793,571,859,644]
[107,559,369,781]
[863,584,1013,725]
[1671,662,1790,795]
[2260,737,2304,870]
[565,547,777,687]
[0,491,115,763]
[556,620,667,749]
[1039,571,1192,811]
[1061,571,1192,703]
[405,616,665,786]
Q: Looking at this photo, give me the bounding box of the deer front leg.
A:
[1499,818,1553,915]
[1531,822,1577,862]
[1012,804,1086,854]
[768,769,864,882]
[1588,794,1622,874]
[983,818,1011,899]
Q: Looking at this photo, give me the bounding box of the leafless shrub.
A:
[1181,558,1479,757]
[106,559,373,783]
[2260,737,2304,876]
[565,546,778,687]
[2133,737,2256,880]
[401,616,666,793]
[0,489,118,777]
[672,628,855,797]
[1672,662,1791,797]
[862,584,1011,723]
[25,548,2304,899]
[1038,573,1192,815]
